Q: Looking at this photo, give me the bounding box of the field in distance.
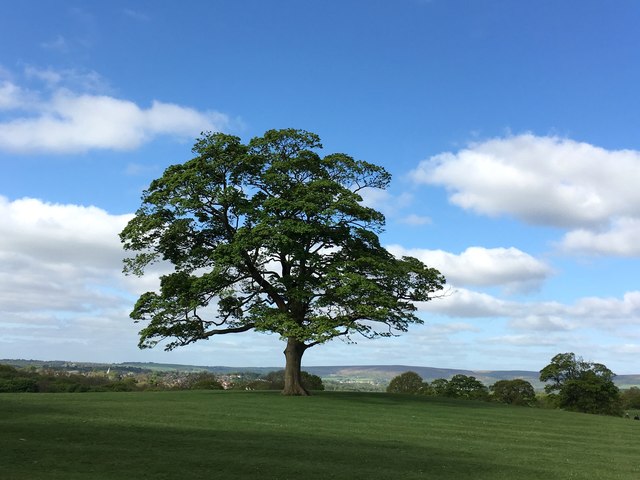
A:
[1,390,638,480]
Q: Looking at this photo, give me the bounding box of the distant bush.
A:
[181,372,224,390]
[445,374,489,400]
[0,364,40,392]
[430,378,449,396]
[621,387,640,410]
[252,370,324,391]
[490,379,537,406]
[100,377,140,392]
[386,371,429,394]
[0,377,39,393]
[424,375,489,401]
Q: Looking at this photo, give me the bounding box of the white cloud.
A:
[358,187,413,218]
[0,81,34,110]
[398,214,432,226]
[1,196,639,370]
[0,196,168,362]
[419,285,640,334]
[485,334,559,347]
[412,134,640,257]
[387,244,551,293]
[418,287,513,318]
[0,196,133,268]
[509,315,575,332]
[0,68,229,154]
[0,197,132,316]
[559,217,640,256]
[41,35,69,52]
[24,66,109,93]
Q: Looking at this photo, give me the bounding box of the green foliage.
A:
[430,378,449,396]
[386,371,427,394]
[490,379,536,406]
[0,377,39,393]
[424,376,489,401]
[444,374,489,400]
[245,370,324,391]
[0,364,39,392]
[0,364,20,377]
[120,129,445,393]
[1,391,637,480]
[183,372,224,390]
[621,387,640,409]
[539,353,622,416]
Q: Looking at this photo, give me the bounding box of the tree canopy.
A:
[386,371,428,394]
[540,353,622,416]
[444,374,489,400]
[490,379,536,406]
[121,129,445,395]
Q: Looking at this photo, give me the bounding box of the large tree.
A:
[121,129,445,395]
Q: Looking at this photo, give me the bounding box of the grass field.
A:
[1,391,638,479]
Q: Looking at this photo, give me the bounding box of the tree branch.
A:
[203,324,256,338]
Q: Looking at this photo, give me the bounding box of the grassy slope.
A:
[1,391,638,480]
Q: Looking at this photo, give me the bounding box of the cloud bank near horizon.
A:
[1,195,638,370]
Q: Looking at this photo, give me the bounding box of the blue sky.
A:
[1,1,639,373]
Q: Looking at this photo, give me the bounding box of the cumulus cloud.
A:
[0,196,167,361]
[419,285,640,333]
[1,196,639,369]
[0,196,133,268]
[560,217,640,256]
[418,287,513,317]
[387,244,551,293]
[0,69,229,154]
[412,134,640,256]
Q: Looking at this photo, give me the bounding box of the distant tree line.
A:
[0,364,324,393]
[385,371,536,405]
[230,370,324,391]
[386,353,632,417]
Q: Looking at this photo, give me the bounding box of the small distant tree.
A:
[540,353,622,416]
[386,371,426,394]
[490,379,536,406]
[445,374,489,400]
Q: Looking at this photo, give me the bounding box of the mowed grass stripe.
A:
[1,390,638,479]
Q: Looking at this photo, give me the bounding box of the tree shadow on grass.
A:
[320,390,500,409]
[3,415,551,480]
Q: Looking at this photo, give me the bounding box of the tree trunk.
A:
[282,337,309,396]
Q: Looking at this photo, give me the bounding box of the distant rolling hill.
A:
[302,365,640,391]
[3,359,638,390]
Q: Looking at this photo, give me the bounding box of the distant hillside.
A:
[3,359,638,390]
[303,365,640,391]
[302,365,548,390]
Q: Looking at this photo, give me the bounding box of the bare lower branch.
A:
[202,324,255,337]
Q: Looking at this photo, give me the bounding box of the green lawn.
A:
[1,391,638,479]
